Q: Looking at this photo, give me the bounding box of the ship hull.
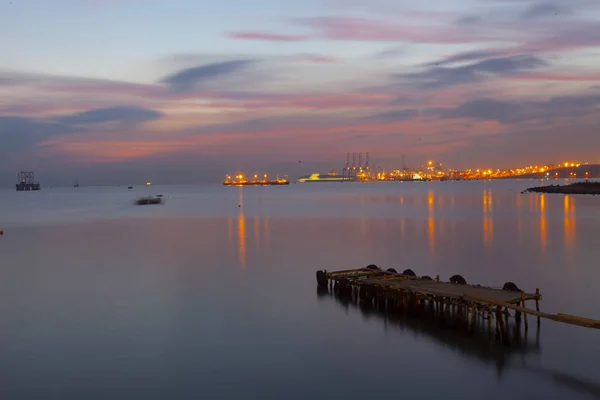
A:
[223,181,289,186]
[297,178,355,183]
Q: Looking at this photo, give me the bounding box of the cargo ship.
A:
[223,173,289,186]
[297,171,357,183]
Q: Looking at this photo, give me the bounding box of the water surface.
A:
[1,180,599,399]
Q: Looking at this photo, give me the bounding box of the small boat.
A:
[128,186,133,189]
[134,196,163,205]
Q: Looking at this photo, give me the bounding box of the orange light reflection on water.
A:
[539,194,547,252]
[427,190,435,255]
[483,189,493,247]
[238,188,246,269]
[564,196,576,251]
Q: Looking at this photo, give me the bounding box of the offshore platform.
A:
[15,171,41,191]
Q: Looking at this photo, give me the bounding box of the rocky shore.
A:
[523,181,600,195]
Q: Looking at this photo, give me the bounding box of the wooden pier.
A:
[317,265,600,345]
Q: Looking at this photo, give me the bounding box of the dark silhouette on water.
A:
[524,181,600,195]
[317,285,539,378]
[318,285,600,395]
[134,196,164,205]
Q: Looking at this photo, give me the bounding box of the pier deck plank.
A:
[360,278,536,303]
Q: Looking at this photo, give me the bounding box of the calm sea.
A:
[1,180,599,400]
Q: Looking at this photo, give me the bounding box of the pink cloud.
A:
[294,55,338,63]
[229,17,501,44]
[227,32,310,41]
[512,72,600,82]
[42,115,501,164]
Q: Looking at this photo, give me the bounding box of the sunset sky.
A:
[1,0,600,185]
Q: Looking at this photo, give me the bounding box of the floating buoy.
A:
[0,230,3,235]
[402,269,416,277]
[450,275,467,285]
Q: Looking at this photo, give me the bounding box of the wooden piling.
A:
[521,291,529,331]
[535,288,540,325]
[496,306,509,345]
[469,305,477,335]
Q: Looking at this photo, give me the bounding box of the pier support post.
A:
[456,301,464,329]
[521,291,529,332]
[469,305,477,335]
[535,288,541,326]
[496,306,509,345]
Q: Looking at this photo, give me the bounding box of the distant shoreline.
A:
[523,181,600,195]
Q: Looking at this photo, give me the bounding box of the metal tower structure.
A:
[365,152,370,172]
[343,153,351,179]
[358,152,363,170]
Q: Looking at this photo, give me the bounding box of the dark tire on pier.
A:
[386,268,398,273]
[450,275,467,285]
[366,264,380,270]
[316,270,328,287]
[402,269,416,277]
[421,275,432,281]
[502,282,520,292]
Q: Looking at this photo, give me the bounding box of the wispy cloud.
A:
[227,32,310,41]
[437,93,600,123]
[229,16,502,44]
[519,1,573,18]
[160,60,257,93]
[401,55,548,88]
[363,109,419,122]
[292,55,338,63]
[56,106,162,125]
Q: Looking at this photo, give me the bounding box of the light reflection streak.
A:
[564,196,576,251]
[238,187,246,269]
[483,188,493,247]
[539,194,546,252]
[427,190,435,255]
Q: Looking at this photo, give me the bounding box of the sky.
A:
[1,0,600,185]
